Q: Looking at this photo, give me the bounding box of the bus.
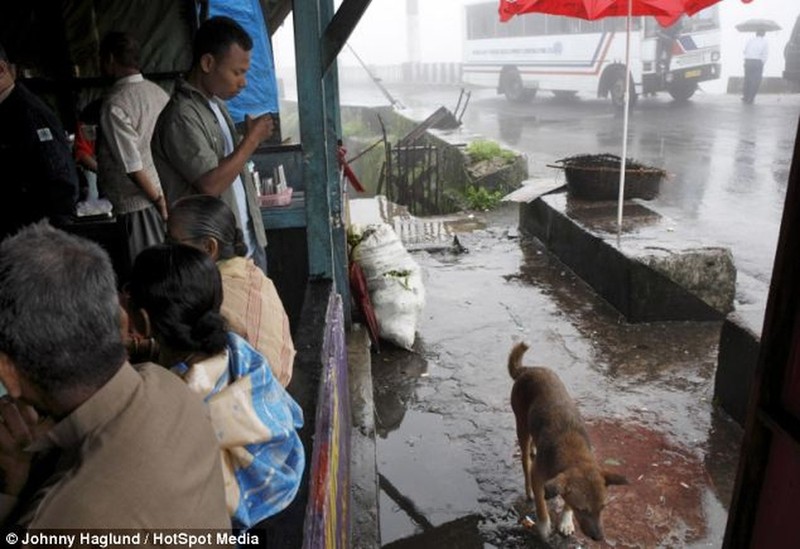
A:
[462,1,721,106]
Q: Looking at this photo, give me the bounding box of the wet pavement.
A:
[332,82,800,547]
[370,203,741,548]
[338,82,800,319]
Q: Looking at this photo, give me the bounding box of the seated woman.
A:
[127,243,304,530]
[167,195,295,387]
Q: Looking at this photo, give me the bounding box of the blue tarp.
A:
[209,0,278,122]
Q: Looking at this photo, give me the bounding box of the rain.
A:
[274,1,799,546]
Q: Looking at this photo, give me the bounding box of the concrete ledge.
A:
[726,76,800,94]
[714,310,763,426]
[519,194,736,322]
[348,325,380,548]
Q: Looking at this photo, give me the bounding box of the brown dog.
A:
[509,342,627,541]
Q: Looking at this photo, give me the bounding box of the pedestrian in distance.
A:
[742,30,769,104]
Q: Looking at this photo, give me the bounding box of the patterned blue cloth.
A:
[173,332,304,529]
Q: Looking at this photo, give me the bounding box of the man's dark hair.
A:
[169,195,247,260]
[192,16,252,68]
[129,243,227,358]
[0,222,126,394]
[100,31,141,70]
[0,42,8,64]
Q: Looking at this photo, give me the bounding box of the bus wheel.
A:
[500,68,533,103]
[610,73,637,109]
[668,81,698,102]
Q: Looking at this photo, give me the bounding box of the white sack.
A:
[350,223,426,350]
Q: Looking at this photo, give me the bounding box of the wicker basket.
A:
[553,154,666,201]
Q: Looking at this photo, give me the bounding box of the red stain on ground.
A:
[574,419,709,548]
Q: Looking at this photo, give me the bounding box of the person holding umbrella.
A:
[742,30,769,104]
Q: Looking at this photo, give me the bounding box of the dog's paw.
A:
[558,509,575,536]
[537,518,552,539]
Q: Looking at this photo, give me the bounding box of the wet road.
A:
[336,83,800,547]
[342,84,800,316]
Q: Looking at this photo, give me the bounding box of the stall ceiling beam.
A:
[321,0,372,73]
[265,0,292,36]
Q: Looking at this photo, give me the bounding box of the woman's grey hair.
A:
[0,222,126,394]
[169,195,247,260]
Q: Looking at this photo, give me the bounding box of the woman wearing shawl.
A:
[166,194,295,387]
[127,243,304,529]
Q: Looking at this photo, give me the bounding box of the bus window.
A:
[644,17,658,38]
[581,19,603,34]
[523,14,546,37]
[548,16,576,35]
[498,13,525,38]
[601,17,641,33]
[467,4,495,40]
[682,6,718,33]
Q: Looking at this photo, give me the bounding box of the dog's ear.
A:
[544,473,568,499]
[603,470,629,487]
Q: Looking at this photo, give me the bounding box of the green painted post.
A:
[320,0,352,322]
[293,0,333,279]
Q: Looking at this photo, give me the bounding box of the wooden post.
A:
[293,0,333,279]
[320,0,351,322]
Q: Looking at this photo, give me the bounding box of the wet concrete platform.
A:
[519,193,736,322]
[347,198,744,547]
[517,191,758,424]
[349,324,380,548]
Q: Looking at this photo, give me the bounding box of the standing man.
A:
[97,31,170,271]
[0,222,230,531]
[0,42,78,239]
[153,16,272,272]
[742,30,769,104]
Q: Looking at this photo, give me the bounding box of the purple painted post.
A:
[303,292,352,549]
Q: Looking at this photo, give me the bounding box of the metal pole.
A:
[617,0,633,244]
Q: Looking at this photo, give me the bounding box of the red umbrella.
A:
[499,0,724,23]
[498,0,725,237]
[500,0,675,22]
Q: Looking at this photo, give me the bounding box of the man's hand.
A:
[154,194,168,222]
[244,114,274,145]
[0,398,39,496]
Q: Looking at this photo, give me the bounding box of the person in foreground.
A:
[0,222,230,531]
[167,195,295,387]
[127,243,304,530]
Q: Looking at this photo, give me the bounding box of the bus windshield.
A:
[644,6,718,38]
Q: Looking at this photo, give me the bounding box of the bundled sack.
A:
[349,223,426,350]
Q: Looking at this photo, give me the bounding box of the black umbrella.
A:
[736,19,782,33]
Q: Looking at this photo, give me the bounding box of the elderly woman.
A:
[127,243,304,529]
[166,194,295,387]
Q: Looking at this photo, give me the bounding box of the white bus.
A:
[462,1,721,106]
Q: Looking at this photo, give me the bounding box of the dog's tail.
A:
[508,342,530,380]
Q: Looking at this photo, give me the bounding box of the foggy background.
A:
[271,0,800,95]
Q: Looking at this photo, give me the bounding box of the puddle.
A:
[377,410,482,544]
